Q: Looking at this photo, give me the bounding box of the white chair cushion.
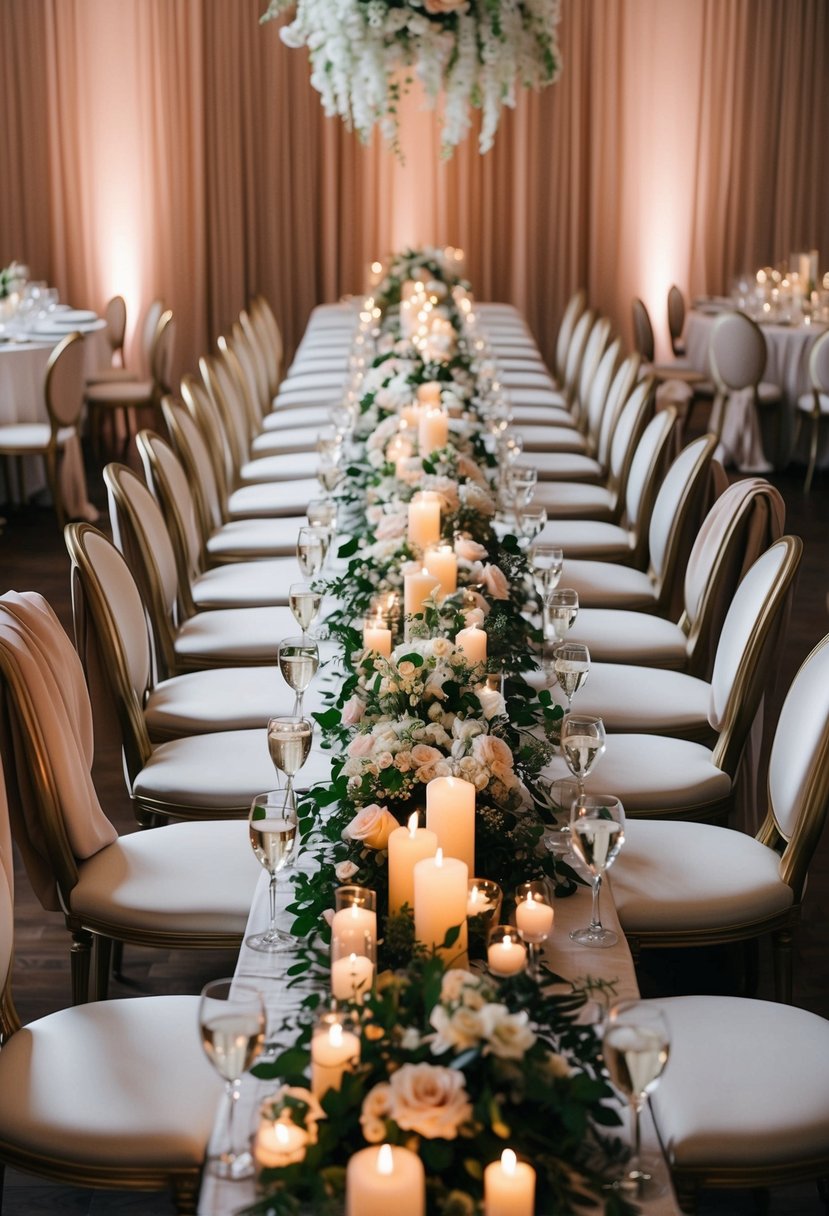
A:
[510,405,574,426]
[517,425,587,454]
[191,557,300,608]
[496,357,550,372]
[251,426,322,456]
[550,559,658,609]
[0,423,76,450]
[206,515,308,560]
[611,820,792,931]
[227,478,320,519]
[507,388,569,409]
[534,521,634,561]
[239,450,320,485]
[543,734,731,814]
[489,343,543,358]
[651,996,829,1167]
[0,994,220,1167]
[144,666,329,738]
[522,453,603,483]
[272,386,341,409]
[71,819,260,932]
[757,381,782,404]
[528,481,615,521]
[528,663,710,733]
[173,604,299,664]
[797,391,829,414]
[84,379,153,403]
[262,405,333,431]
[279,370,347,391]
[134,729,332,810]
[499,371,556,391]
[567,608,688,668]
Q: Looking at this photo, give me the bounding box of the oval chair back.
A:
[572,316,612,425]
[631,297,655,363]
[645,433,717,609]
[560,308,595,405]
[149,310,175,398]
[103,295,127,364]
[162,393,226,538]
[667,285,686,356]
[601,373,654,515]
[45,331,86,430]
[136,430,206,591]
[199,353,248,475]
[554,289,586,384]
[621,406,677,567]
[709,312,766,392]
[582,337,621,451]
[138,298,165,378]
[250,296,284,398]
[595,353,642,469]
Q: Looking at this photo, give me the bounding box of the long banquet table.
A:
[196,294,682,1214]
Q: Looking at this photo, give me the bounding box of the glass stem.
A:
[221,1078,240,1162]
[589,873,603,931]
[268,871,278,937]
[629,1096,644,1183]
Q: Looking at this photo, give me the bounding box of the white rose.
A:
[484,1007,537,1060]
[472,734,514,770]
[335,860,359,882]
[430,1004,489,1054]
[429,636,453,659]
[387,1063,472,1140]
[477,687,506,720]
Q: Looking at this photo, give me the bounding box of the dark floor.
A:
[0,445,827,1214]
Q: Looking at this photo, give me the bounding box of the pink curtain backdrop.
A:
[1,0,827,379]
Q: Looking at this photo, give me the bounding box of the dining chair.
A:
[0,794,222,1211]
[85,307,175,458]
[708,310,782,456]
[650,996,829,1213]
[667,285,687,356]
[795,328,829,491]
[85,296,164,388]
[0,590,262,1001]
[516,327,616,455]
[0,330,85,530]
[612,624,829,1005]
[552,289,587,386]
[102,294,127,367]
[218,334,324,459]
[249,294,284,401]
[567,477,785,678]
[632,295,708,385]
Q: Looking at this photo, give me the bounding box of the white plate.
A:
[47,309,98,326]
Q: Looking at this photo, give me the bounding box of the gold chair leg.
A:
[44,448,65,531]
[172,1173,200,1214]
[804,414,820,493]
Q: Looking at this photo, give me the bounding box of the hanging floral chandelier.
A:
[262,0,562,157]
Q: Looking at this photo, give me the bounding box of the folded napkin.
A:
[0,591,117,910]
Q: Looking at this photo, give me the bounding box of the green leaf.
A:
[338,536,360,558]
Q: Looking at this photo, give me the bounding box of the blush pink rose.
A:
[343,803,399,849]
[480,563,510,600]
[348,734,375,758]
[454,536,488,562]
[342,696,365,726]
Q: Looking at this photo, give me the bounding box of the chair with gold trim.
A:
[85,307,174,457]
[795,328,829,492]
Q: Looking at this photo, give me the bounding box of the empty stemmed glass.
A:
[530,544,564,599]
[246,789,300,953]
[198,978,266,1178]
[307,497,337,531]
[568,793,624,948]
[545,587,578,643]
[318,459,343,497]
[504,465,537,533]
[554,642,591,712]
[561,713,606,797]
[278,635,319,715]
[289,581,322,640]
[297,525,327,579]
[317,425,343,466]
[603,1001,670,1196]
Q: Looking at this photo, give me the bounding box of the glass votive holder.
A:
[310,1009,361,1101]
[332,886,378,946]
[331,928,375,1005]
[486,923,528,979]
[514,881,554,979]
[466,878,503,961]
[253,1098,310,1174]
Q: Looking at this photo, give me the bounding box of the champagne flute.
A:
[267,714,313,792]
[289,581,322,639]
[307,497,337,530]
[554,642,591,712]
[297,526,325,579]
[561,714,606,796]
[530,544,564,598]
[504,464,537,532]
[198,978,266,1178]
[278,635,319,715]
[603,1001,670,1196]
[246,789,300,953]
[318,459,343,496]
[545,587,578,643]
[568,793,624,948]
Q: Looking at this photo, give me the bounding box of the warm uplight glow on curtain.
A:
[1,0,827,377]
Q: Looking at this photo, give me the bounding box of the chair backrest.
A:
[621,407,677,565]
[103,462,188,678]
[595,353,642,468]
[708,538,801,783]
[554,289,586,384]
[809,329,829,393]
[217,337,260,439]
[709,312,767,392]
[561,308,595,402]
[667,285,685,356]
[180,371,235,508]
[573,316,612,422]
[44,331,86,430]
[150,310,175,393]
[250,296,284,398]
[764,632,829,898]
[680,478,786,678]
[0,780,15,1033]
[582,337,621,447]
[238,310,271,416]
[228,317,268,421]
[162,393,226,536]
[646,433,717,602]
[200,353,248,473]
[631,297,655,363]
[65,523,155,785]
[104,294,127,359]
[139,298,165,375]
[603,374,654,510]
[136,430,205,590]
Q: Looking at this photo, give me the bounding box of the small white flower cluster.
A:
[429,968,537,1059]
[263,0,562,155]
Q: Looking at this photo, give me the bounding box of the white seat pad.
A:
[527,663,710,733]
[551,559,658,609]
[0,995,221,1167]
[145,666,330,737]
[611,821,793,932]
[191,557,301,608]
[0,423,76,449]
[174,604,298,663]
[262,405,333,431]
[566,608,687,667]
[521,453,603,483]
[517,425,587,454]
[84,379,153,403]
[496,357,550,372]
[251,426,322,456]
[507,388,568,408]
[227,478,320,518]
[135,729,333,810]
[510,405,574,426]
[529,481,615,520]
[651,996,829,1167]
[272,385,341,409]
[279,370,347,391]
[500,371,556,391]
[534,520,634,561]
[206,515,308,559]
[71,819,260,931]
[542,734,731,814]
[797,391,829,415]
[239,450,320,485]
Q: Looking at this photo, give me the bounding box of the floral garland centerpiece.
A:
[261,1,563,156]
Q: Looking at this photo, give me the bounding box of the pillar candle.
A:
[404,570,440,618]
[418,408,449,456]
[487,930,527,978]
[414,849,469,965]
[423,545,458,596]
[425,777,475,872]
[388,813,438,915]
[484,1149,536,1216]
[254,1117,308,1169]
[400,403,424,430]
[515,893,554,943]
[332,902,378,949]
[407,497,441,549]
[311,1019,361,1099]
[331,953,374,1003]
[417,381,442,408]
[455,625,487,664]
[346,1144,425,1216]
[363,620,392,657]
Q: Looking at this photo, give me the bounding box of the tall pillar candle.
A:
[346,1144,425,1216]
[363,619,392,657]
[388,813,438,915]
[418,408,449,456]
[417,381,442,408]
[455,624,487,664]
[425,776,475,872]
[484,1149,535,1216]
[407,496,441,549]
[404,570,440,618]
[413,849,469,965]
[423,544,458,596]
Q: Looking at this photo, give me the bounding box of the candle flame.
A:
[329,1022,343,1047]
[436,847,444,867]
[526,892,535,904]
[371,261,383,274]
[502,932,513,947]
[275,1121,290,1146]
[501,1148,517,1175]
[377,1143,394,1176]
[349,952,358,964]
[407,812,419,837]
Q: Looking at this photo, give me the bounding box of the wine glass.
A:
[297,526,326,579]
[318,459,343,496]
[277,636,319,715]
[289,581,322,639]
[554,642,590,712]
[603,1001,670,1196]
[568,793,624,948]
[198,978,266,1178]
[307,497,337,530]
[561,714,606,796]
[317,425,343,466]
[530,544,564,598]
[545,587,578,643]
[519,508,547,543]
[504,465,537,532]
[267,714,313,796]
[246,789,300,953]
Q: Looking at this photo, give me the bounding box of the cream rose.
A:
[430,1004,489,1053]
[375,512,408,540]
[485,1007,537,1061]
[348,733,375,758]
[454,535,487,561]
[342,696,365,726]
[480,563,510,600]
[472,734,514,769]
[335,860,359,882]
[343,803,399,849]
[410,743,443,767]
[387,1063,472,1140]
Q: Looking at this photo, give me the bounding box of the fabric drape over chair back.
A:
[45,332,86,429]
